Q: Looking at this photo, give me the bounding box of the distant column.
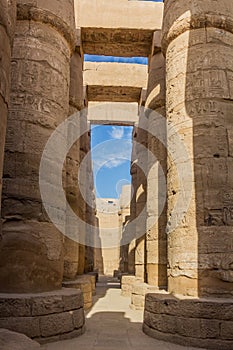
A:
[84,126,95,273]
[127,129,138,275]
[135,101,148,282]
[64,32,84,280]
[78,108,89,275]
[145,32,167,287]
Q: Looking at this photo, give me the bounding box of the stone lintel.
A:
[88,102,138,126]
[75,0,164,30]
[87,85,142,103]
[81,28,154,57]
[75,0,163,56]
[84,62,148,103]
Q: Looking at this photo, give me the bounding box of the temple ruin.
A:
[0,0,232,349]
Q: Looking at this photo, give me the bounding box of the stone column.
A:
[145,32,167,287]
[0,0,76,293]
[119,185,131,273]
[162,0,233,297]
[127,138,137,275]
[77,107,89,275]
[0,1,16,214]
[135,101,148,282]
[93,216,103,274]
[84,132,95,274]
[64,32,84,280]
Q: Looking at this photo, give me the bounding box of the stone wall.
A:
[96,198,121,276]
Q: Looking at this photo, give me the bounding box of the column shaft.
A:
[64,43,84,280]
[162,0,233,297]
[145,50,167,287]
[0,1,75,292]
[0,1,16,214]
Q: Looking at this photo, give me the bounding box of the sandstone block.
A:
[221,321,233,340]
[72,308,85,329]
[0,297,31,317]
[62,289,84,311]
[39,312,74,338]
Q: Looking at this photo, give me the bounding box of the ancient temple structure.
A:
[0,0,232,349]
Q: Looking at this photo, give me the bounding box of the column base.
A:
[121,275,141,297]
[0,289,85,344]
[63,275,93,310]
[130,282,161,310]
[143,292,233,350]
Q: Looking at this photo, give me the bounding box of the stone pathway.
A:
[42,277,203,350]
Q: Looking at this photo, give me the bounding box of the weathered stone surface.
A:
[0,289,84,315]
[0,289,85,342]
[162,0,233,298]
[131,282,159,310]
[143,293,233,349]
[85,274,96,294]
[72,308,85,329]
[40,312,74,337]
[88,102,138,126]
[0,0,16,215]
[95,198,122,276]
[63,276,92,310]
[0,0,76,293]
[121,275,140,297]
[0,329,40,350]
[134,112,148,282]
[145,48,167,288]
[1,2,233,350]
[64,37,84,282]
[84,62,147,103]
[75,0,163,57]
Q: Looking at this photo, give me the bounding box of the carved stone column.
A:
[0,0,76,293]
[145,33,167,288]
[0,0,16,214]
[64,33,83,280]
[77,108,89,275]
[135,104,148,282]
[162,0,233,298]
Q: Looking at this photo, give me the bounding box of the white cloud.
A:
[92,139,132,171]
[104,159,127,169]
[108,126,124,139]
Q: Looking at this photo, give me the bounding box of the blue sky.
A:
[85,55,148,65]
[91,125,133,198]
